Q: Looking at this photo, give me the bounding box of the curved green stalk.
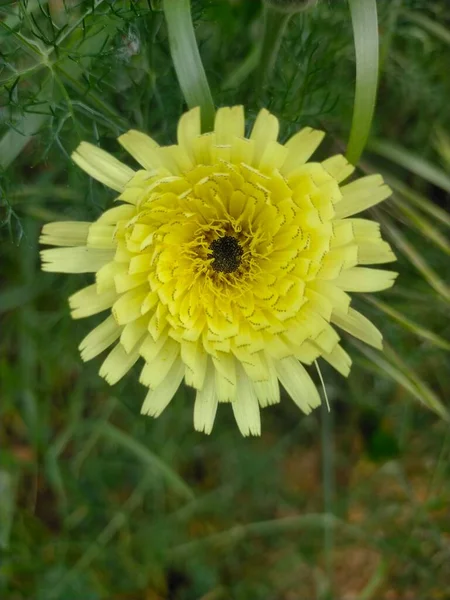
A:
[163,0,215,132]
[346,0,380,165]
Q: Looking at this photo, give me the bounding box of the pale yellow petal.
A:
[69,284,117,319]
[112,287,148,325]
[177,106,201,158]
[252,354,280,407]
[40,222,91,247]
[335,175,392,219]
[214,106,245,145]
[232,364,261,436]
[259,141,289,172]
[331,307,383,349]
[181,339,208,390]
[194,362,218,434]
[281,127,325,175]
[350,218,381,240]
[307,280,351,314]
[231,137,255,164]
[321,154,355,183]
[293,340,322,364]
[41,247,114,273]
[141,359,184,417]
[212,353,236,402]
[99,343,141,385]
[192,132,216,165]
[140,333,168,363]
[318,343,352,377]
[96,261,126,293]
[313,324,340,354]
[275,357,321,414]
[114,271,148,294]
[117,130,164,171]
[250,108,279,165]
[79,315,122,361]
[87,223,115,249]
[356,240,396,264]
[97,204,136,224]
[120,316,148,353]
[333,267,398,292]
[72,142,134,192]
[139,338,179,389]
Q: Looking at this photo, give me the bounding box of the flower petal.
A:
[40,222,91,247]
[333,267,398,292]
[281,128,325,175]
[232,365,261,436]
[79,315,122,361]
[331,307,383,349]
[275,357,321,414]
[120,316,148,353]
[139,338,180,389]
[319,343,352,376]
[250,108,279,165]
[69,284,117,319]
[322,154,355,183]
[118,130,167,172]
[194,361,218,434]
[252,354,280,407]
[214,105,245,145]
[335,175,392,218]
[99,342,141,385]
[72,142,134,192]
[177,106,201,157]
[141,359,185,417]
[41,247,114,273]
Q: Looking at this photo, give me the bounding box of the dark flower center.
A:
[209,235,243,273]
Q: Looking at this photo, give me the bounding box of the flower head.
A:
[41,106,396,435]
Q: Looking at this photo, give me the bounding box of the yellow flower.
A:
[41,106,397,436]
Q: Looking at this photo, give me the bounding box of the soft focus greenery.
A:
[1,1,450,598]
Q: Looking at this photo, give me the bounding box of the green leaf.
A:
[385,173,450,230]
[346,0,379,165]
[374,209,450,304]
[405,11,450,46]
[369,139,450,194]
[163,0,215,132]
[364,294,450,351]
[353,340,449,422]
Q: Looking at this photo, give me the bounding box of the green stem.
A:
[321,397,335,594]
[346,0,380,165]
[256,5,291,95]
[163,0,215,132]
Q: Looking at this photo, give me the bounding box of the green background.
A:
[1,1,450,598]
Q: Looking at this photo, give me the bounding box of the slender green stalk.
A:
[321,391,335,593]
[256,5,291,95]
[163,0,215,132]
[346,0,379,165]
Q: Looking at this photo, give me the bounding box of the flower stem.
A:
[346,0,380,165]
[163,0,215,132]
[256,5,291,96]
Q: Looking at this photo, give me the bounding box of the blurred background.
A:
[1,1,450,598]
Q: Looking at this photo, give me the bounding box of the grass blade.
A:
[353,340,449,421]
[363,294,450,351]
[374,209,450,304]
[346,0,379,165]
[163,0,215,132]
[369,139,450,194]
[99,422,194,501]
[385,173,450,230]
